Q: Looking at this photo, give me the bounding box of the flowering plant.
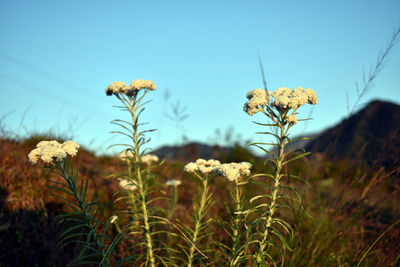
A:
[243,86,317,264]
[29,78,317,266]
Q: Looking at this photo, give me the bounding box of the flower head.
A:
[271,87,292,98]
[105,81,128,96]
[129,79,156,91]
[271,87,317,110]
[166,179,182,187]
[244,89,269,116]
[28,140,79,165]
[184,159,221,176]
[271,95,290,109]
[119,150,134,162]
[305,88,318,104]
[184,162,197,173]
[62,141,80,157]
[119,179,137,191]
[286,114,298,125]
[105,79,156,97]
[141,154,159,165]
[246,89,269,100]
[217,162,252,183]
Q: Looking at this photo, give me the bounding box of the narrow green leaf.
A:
[284,152,311,165]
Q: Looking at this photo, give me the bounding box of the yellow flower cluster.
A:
[217,162,252,183]
[28,140,80,164]
[105,79,156,96]
[243,89,269,116]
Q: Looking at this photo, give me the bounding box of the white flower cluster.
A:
[216,162,252,183]
[28,140,80,165]
[166,179,182,187]
[184,159,221,176]
[243,89,269,116]
[130,79,156,91]
[271,87,317,109]
[141,154,159,165]
[286,114,298,125]
[105,79,156,96]
[119,150,134,162]
[119,179,137,191]
[183,159,252,182]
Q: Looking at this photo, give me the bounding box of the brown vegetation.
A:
[0,136,399,266]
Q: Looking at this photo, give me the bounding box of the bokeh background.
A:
[1,0,399,154]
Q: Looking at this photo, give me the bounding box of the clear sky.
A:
[1,0,399,155]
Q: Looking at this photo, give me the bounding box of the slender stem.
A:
[257,123,286,263]
[137,167,155,267]
[168,185,178,220]
[127,160,139,230]
[230,182,243,266]
[128,96,156,267]
[188,179,209,267]
[166,185,178,259]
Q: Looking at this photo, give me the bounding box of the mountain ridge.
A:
[305,99,400,169]
[153,99,400,172]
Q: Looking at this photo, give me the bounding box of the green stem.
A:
[257,124,286,263]
[188,179,209,267]
[127,161,138,227]
[129,96,156,267]
[168,185,178,220]
[230,182,243,266]
[137,167,155,267]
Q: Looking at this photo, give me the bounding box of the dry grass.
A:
[0,136,399,266]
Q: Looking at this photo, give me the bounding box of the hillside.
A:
[305,99,400,171]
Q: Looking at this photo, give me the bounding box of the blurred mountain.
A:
[152,142,259,164]
[152,142,232,161]
[305,99,400,170]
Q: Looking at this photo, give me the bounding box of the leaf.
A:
[250,194,272,203]
[110,130,135,141]
[59,223,89,238]
[288,174,311,189]
[252,121,279,127]
[251,173,275,180]
[270,226,293,252]
[284,152,311,165]
[271,217,294,236]
[251,144,279,162]
[279,185,302,203]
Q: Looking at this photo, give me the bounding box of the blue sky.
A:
[1,0,399,155]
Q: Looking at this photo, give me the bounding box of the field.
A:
[0,84,399,266]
